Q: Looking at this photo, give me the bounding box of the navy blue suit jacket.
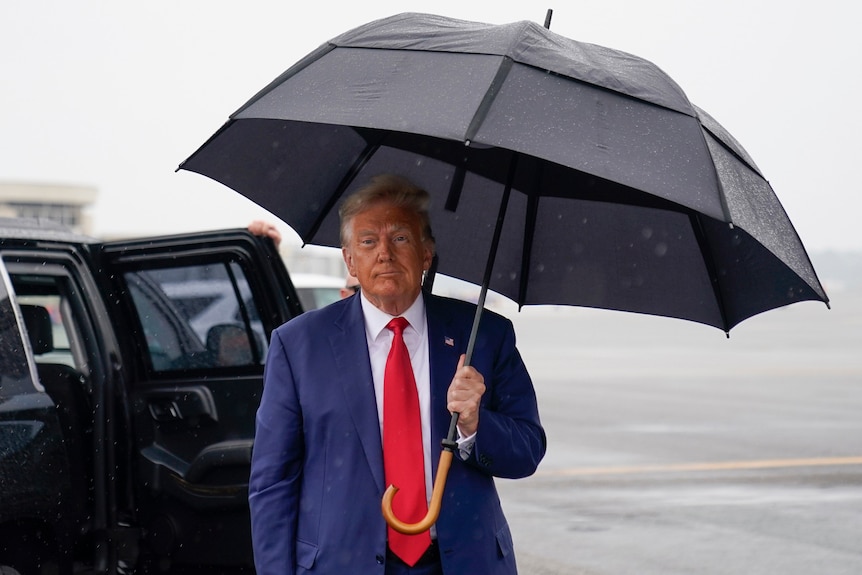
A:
[249,293,545,575]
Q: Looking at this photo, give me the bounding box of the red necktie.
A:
[383,317,431,565]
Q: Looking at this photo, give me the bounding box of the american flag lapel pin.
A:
[444,336,454,347]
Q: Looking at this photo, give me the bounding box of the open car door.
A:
[98,229,303,570]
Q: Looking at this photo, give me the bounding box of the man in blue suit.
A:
[249,174,546,574]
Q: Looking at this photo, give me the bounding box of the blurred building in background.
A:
[0,182,97,235]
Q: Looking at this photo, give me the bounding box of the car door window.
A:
[123,260,267,373]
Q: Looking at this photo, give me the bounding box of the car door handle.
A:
[143,386,219,425]
[148,399,182,422]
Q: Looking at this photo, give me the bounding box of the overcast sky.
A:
[2,1,859,253]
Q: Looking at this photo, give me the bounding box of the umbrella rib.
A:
[304,136,383,244]
[423,254,439,294]
[444,158,467,212]
[177,119,233,172]
[463,57,514,143]
[689,212,731,335]
[694,125,734,225]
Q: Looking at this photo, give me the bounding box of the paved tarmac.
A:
[487,287,861,574]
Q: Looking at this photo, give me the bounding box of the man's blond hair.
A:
[339,174,436,253]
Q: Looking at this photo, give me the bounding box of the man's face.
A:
[342,201,433,315]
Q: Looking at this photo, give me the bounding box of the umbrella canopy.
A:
[180,12,828,333]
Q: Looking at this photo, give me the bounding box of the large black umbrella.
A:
[179,11,828,531]
[181,12,827,331]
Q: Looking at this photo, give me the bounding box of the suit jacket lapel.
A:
[330,295,385,491]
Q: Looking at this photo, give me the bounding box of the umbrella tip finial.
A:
[544,8,553,29]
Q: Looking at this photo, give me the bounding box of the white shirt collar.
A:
[359,290,427,343]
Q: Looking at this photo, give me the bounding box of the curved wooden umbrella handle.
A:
[382,448,454,534]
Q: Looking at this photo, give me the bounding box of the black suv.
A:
[0,218,305,574]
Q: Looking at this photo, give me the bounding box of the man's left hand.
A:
[447,354,486,437]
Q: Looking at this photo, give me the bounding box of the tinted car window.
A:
[123,261,267,372]
[15,291,79,370]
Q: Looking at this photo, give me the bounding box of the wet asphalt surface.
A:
[490,289,861,575]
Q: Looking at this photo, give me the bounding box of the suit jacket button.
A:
[376,554,384,564]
